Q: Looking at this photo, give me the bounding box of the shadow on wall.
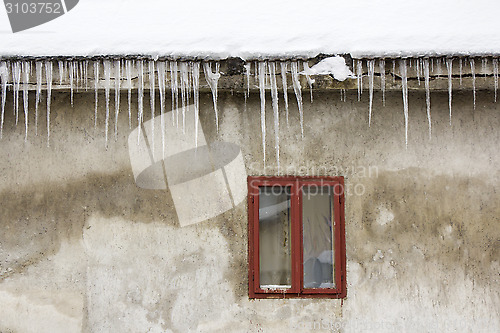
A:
[0,168,178,277]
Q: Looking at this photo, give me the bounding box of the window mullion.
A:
[290,182,302,294]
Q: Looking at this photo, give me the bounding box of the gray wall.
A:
[0,87,498,332]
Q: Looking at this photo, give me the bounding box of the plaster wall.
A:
[0,88,498,332]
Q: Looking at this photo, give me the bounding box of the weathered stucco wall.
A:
[0,86,498,332]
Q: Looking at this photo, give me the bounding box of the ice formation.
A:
[423,58,432,139]
[258,61,266,166]
[0,56,497,158]
[367,59,375,126]
[399,60,409,148]
[269,62,280,170]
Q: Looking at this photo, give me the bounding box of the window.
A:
[247,176,346,299]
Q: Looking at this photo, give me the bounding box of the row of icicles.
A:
[0,57,498,165]
[359,57,499,149]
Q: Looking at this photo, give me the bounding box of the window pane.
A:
[259,186,292,289]
[302,186,335,289]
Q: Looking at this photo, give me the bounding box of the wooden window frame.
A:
[248,176,346,299]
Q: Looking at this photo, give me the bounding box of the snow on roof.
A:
[0,0,499,59]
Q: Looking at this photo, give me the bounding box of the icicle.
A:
[367,59,375,126]
[303,61,313,103]
[470,58,476,110]
[280,62,289,126]
[191,62,200,147]
[481,58,487,79]
[399,60,409,148]
[103,60,111,147]
[149,60,156,155]
[0,61,9,139]
[69,61,74,106]
[114,60,121,139]
[416,58,421,85]
[379,59,386,106]
[125,60,133,128]
[179,61,188,133]
[423,59,432,139]
[493,58,498,102]
[446,59,453,125]
[392,60,396,83]
[436,58,442,75]
[137,60,144,143]
[84,60,89,91]
[356,60,363,101]
[157,62,166,158]
[35,61,42,135]
[12,61,21,125]
[58,60,64,86]
[93,61,100,128]
[258,62,267,166]
[22,61,30,141]
[203,62,220,132]
[45,61,52,147]
[244,62,251,103]
[170,61,179,126]
[459,58,463,86]
[269,62,280,171]
[291,61,304,138]
[76,61,81,90]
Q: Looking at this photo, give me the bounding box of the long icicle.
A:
[192,62,200,147]
[149,60,156,156]
[493,58,498,103]
[303,61,313,103]
[179,61,188,133]
[45,61,52,147]
[22,61,30,141]
[357,60,363,101]
[446,58,453,126]
[137,59,144,144]
[470,58,476,110]
[269,62,280,171]
[84,60,89,91]
[157,61,166,158]
[379,59,386,106]
[58,60,64,86]
[399,59,409,148]
[258,61,266,166]
[114,60,121,139]
[94,61,100,128]
[126,60,132,128]
[367,59,375,126]
[35,61,42,135]
[423,58,432,139]
[69,61,74,106]
[1,61,9,138]
[459,58,463,86]
[280,62,289,126]
[203,62,220,132]
[291,61,303,138]
[170,61,179,127]
[103,60,111,147]
[12,61,21,125]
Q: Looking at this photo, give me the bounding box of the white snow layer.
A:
[303,57,355,81]
[0,0,500,58]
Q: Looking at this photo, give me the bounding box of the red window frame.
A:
[248,176,346,299]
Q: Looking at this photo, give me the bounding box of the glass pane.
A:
[302,186,335,289]
[259,186,292,289]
